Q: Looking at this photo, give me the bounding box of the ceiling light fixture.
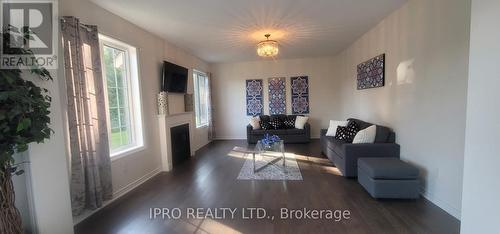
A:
[257,34,279,58]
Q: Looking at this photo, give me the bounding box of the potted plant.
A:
[0,25,53,234]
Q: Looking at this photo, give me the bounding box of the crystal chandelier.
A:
[257,34,279,57]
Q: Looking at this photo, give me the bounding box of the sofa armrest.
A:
[343,143,400,164]
[320,129,327,137]
[304,123,311,139]
[342,143,400,177]
[247,124,253,134]
[344,143,400,158]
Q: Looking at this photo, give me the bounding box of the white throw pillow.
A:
[249,116,260,130]
[295,116,309,129]
[352,125,377,144]
[325,120,349,136]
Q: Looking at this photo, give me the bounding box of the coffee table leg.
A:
[282,152,286,173]
[253,152,256,173]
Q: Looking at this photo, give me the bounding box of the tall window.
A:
[99,35,144,157]
[194,71,209,128]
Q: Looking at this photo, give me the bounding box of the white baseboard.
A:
[421,189,461,220]
[112,167,162,198]
[73,167,162,225]
[215,136,246,140]
[215,137,320,140]
[215,136,319,140]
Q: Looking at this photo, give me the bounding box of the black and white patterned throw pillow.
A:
[284,116,297,129]
[334,121,359,142]
[260,119,272,130]
[270,118,282,129]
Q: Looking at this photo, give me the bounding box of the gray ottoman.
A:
[358,158,420,199]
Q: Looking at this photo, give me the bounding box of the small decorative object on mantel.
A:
[357,54,385,90]
[157,91,168,115]
[184,93,193,112]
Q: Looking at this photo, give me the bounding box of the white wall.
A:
[211,57,340,139]
[163,43,211,150]
[26,66,74,233]
[60,0,210,219]
[334,0,470,218]
[460,0,500,232]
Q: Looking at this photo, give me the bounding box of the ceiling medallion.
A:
[257,34,279,58]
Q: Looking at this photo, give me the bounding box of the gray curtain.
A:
[207,72,216,140]
[61,16,113,216]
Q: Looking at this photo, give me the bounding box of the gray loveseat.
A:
[247,115,311,144]
[320,118,400,177]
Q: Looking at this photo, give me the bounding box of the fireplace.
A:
[158,112,193,171]
[170,123,191,167]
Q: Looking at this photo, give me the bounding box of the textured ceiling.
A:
[91,0,407,63]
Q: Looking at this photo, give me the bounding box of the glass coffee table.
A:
[253,140,286,173]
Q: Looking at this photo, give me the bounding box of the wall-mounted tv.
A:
[161,61,188,93]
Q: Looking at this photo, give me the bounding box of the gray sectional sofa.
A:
[320,118,400,177]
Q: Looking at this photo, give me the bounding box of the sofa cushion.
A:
[286,128,306,135]
[294,116,309,129]
[334,121,359,143]
[348,118,372,130]
[270,115,288,129]
[347,118,393,143]
[326,120,349,136]
[374,125,391,143]
[324,136,336,150]
[324,137,345,154]
[284,115,297,129]
[357,158,419,180]
[334,126,350,141]
[260,121,272,130]
[333,140,346,157]
[259,115,272,130]
[249,116,260,130]
[353,125,376,143]
[250,129,287,135]
[269,118,283,129]
[259,115,270,121]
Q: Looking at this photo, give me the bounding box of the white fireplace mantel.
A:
[158,112,195,171]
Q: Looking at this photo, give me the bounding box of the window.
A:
[99,35,144,157]
[193,71,209,128]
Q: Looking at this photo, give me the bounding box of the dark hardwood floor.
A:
[75,140,460,234]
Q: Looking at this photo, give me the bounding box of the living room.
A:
[0,0,498,233]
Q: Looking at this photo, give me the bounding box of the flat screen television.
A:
[161,61,188,93]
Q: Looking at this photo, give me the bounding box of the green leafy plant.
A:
[0,25,53,234]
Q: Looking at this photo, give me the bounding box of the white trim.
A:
[196,123,209,128]
[215,136,247,140]
[112,167,162,198]
[73,167,162,225]
[214,136,320,140]
[110,145,146,162]
[98,34,145,159]
[158,114,195,172]
[193,71,209,128]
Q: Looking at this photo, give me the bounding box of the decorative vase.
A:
[157,91,168,115]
